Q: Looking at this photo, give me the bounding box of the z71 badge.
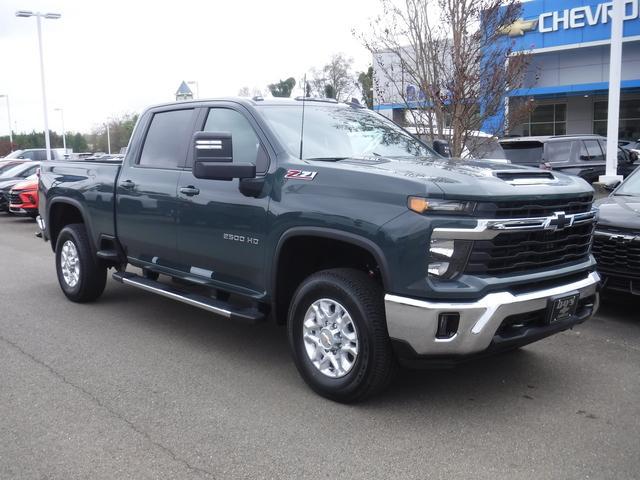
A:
[285,169,317,180]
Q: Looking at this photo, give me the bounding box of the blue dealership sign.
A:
[509,0,640,51]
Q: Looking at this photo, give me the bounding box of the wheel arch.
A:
[47,198,95,252]
[270,227,391,324]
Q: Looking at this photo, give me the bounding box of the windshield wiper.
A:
[614,193,639,197]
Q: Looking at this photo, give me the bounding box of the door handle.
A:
[179,186,200,196]
[120,179,136,190]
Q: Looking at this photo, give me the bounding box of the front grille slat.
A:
[475,195,593,219]
[465,196,595,276]
[8,192,22,205]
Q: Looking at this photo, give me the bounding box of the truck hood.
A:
[333,156,592,199]
[595,195,640,231]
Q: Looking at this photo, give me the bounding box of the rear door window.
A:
[500,141,544,165]
[545,141,573,162]
[139,109,195,169]
[580,140,605,161]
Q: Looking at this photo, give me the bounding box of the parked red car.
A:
[9,177,39,218]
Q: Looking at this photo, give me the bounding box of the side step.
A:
[112,271,265,324]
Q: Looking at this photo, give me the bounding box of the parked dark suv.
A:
[499,135,638,183]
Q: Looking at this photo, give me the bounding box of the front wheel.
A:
[55,223,107,303]
[287,268,396,403]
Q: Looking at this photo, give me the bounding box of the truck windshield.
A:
[0,163,30,178]
[616,171,640,196]
[2,150,24,160]
[259,104,436,160]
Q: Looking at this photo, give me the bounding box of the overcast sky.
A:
[0,0,376,134]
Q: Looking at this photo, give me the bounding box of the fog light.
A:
[437,313,460,339]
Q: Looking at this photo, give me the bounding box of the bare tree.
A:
[356,0,533,157]
[310,53,357,102]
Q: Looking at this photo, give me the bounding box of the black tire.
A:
[55,223,107,303]
[142,268,160,281]
[287,268,396,403]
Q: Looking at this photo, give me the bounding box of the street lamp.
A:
[0,95,13,151]
[187,80,200,99]
[106,123,111,154]
[15,10,62,161]
[54,107,66,152]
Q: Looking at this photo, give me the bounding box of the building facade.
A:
[373,0,640,140]
[507,0,640,140]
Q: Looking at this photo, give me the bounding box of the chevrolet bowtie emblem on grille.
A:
[544,211,573,231]
[610,234,636,243]
[498,18,539,37]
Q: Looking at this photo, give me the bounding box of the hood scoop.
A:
[495,171,557,185]
[339,157,391,166]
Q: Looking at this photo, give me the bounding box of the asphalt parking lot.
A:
[1,214,639,480]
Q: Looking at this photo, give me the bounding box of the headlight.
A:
[408,196,476,215]
[428,238,472,279]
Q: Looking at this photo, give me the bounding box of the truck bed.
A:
[39,160,122,247]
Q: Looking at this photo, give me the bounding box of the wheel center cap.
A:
[319,329,336,349]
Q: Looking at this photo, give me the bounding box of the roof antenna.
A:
[299,74,307,160]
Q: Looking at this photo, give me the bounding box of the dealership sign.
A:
[539,0,638,33]
[506,0,640,50]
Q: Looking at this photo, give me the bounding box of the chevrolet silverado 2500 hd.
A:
[38,97,600,402]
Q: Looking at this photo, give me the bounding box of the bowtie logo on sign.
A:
[499,0,640,36]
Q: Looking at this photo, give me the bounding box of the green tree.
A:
[71,132,88,152]
[358,66,374,109]
[268,77,296,97]
[324,84,336,99]
[310,54,356,102]
[90,113,139,153]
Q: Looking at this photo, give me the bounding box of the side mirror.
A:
[192,131,256,180]
[433,139,451,158]
[17,155,24,159]
[603,181,621,192]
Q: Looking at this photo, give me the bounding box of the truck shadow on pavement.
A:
[94,277,578,411]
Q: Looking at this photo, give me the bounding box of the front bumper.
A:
[385,271,600,359]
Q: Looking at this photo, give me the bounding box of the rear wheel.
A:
[287,268,396,403]
[55,223,107,303]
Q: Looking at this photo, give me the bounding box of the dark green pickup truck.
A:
[38,97,600,402]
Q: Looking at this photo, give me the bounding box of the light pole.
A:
[187,80,200,99]
[601,0,624,184]
[54,107,66,152]
[15,10,61,161]
[0,95,13,151]
[106,123,111,154]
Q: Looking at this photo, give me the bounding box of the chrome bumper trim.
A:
[384,272,600,356]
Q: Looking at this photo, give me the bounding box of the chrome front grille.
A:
[592,230,640,279]
[432,201,597,278]
[465,223,594,275]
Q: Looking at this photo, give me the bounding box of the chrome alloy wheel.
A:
[60,240,80,288]
[303,299,359,378]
